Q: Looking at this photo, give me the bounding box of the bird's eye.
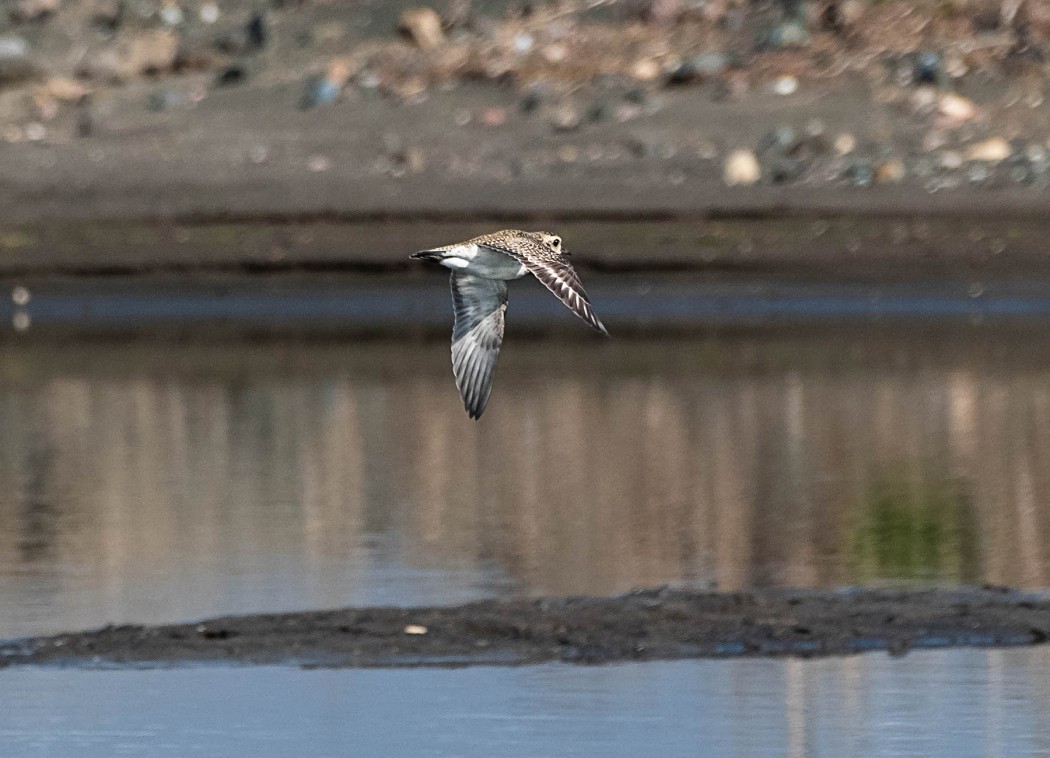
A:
[552,237,560,248]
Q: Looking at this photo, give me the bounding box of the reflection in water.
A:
[1,330,1050,635]
[2,648,1050,758]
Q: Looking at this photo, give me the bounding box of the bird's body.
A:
[411,229,608,419]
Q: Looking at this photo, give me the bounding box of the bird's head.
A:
[534,231,565,255]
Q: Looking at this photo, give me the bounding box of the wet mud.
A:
[4,587,1049,669]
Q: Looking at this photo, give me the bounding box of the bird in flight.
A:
[411,229,608,419]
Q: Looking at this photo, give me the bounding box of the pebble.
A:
[724,149,761,185]
[159,1,183,27]
[512,33,534,54]
[398,8,445,50]
[40,77,86,102]
[215,65,246,87]
[846,161,873,187]
[666,52,728,85]
[833,133,856,155]
[940,150,964,169]
[11,286,30,306]
[966,137,1011,162]
[23,122,45,141]
[937,93,977,126]
[403,624,428,635]
[550,103,582,133]
[630,58,661,82]
[822,0,864,29]
[199,2,219,24]
[246,13,267,50]
[875,157,906,184]
[0,35,38,84]
[766,20,810,49]
[968,164,989,183]
[769,76,798,96]
[913,51,941,85]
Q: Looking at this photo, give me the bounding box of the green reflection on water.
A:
[849,467,982,584]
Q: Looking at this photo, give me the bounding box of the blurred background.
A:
[3,1,1050,754]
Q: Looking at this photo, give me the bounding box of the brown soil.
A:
[2,0,1050,230]
[4,587,1049,668]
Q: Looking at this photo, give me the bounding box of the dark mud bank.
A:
[5,587,1050,669]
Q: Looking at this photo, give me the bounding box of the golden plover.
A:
[412,229,608,419]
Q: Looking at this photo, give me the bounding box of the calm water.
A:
[3,648,1050,757]
[1,327,1050,637]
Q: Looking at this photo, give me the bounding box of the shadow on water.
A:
[1,326,1050,636]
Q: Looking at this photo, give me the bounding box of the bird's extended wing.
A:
[482,240,607,335]
[450,273,508,419]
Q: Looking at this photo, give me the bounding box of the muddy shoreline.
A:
[3,587,1048,669]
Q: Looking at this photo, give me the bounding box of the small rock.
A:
[215,65,245,87]
[966,137,1011,162]
[541,44,567,64]
[0,36,38,85]
[398,7,445,50]
[910,86,938,112]
[724,149,761,185]
[913,51,941,85]
[11,286,30,306]
[766,20,810,49]
[512,32,533,54]
[845,161,873,187]
[921,130,947,152]
[586,98,613,123]
[199,2,219,23]
[159,1,183,27]
[769,75,798,96]
[968,164,989,183]
[519,85,543,115]
[299,59,350,109]
[666,52,728,85]
[40,77,86,102]
[630,58,661,82]
[821,0,864,30]
[833,133,855,155]
[246,12,267,50]
[940,150,963,169]
[768,156,802,183]
[550,103,582,133]
[875,157,906,183]
[23,121,45,141]
[403,624,428,635]
[936,93,977,126]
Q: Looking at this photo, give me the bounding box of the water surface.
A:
[3,648,1050,757]
[2,327,1050,637]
